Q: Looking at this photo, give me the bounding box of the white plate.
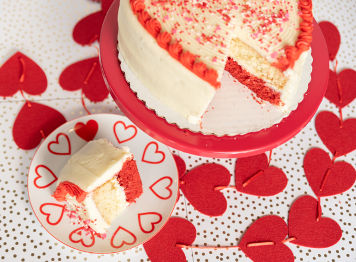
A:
[28,114,179,253]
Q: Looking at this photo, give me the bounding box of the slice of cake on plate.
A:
[53,138,143,234]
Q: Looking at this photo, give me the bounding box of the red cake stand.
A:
[100,0,329,158]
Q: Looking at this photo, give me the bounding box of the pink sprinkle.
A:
[271,51,278,59]
[184,17,193,22]
[163,15,169,21]
[212,56,217,62]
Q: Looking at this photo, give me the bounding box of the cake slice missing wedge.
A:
[53,138,143,234]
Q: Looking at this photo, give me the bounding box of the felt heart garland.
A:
[319,21,341,61]
[0,52,47,97]
[172,154,186,179]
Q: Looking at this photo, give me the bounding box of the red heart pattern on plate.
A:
[315,111,356,157]
[304,148,356,197]
[138,212,163,233]
[325,69,356,108]
[59,57,108,102]
[47,133,71,155]
[74,119,98,142]
[114,121,137,143]
[143,217,196,262]
[319,21,340,61]
[234,153,288,196]
[149,176,173,200]
[110,226,137,249]
[69,227,96,248]
[288,195,342,248]
[173,154,186,178]
[239,215,294,262]
[142,142,165,164]
[180,163,230,216]
[0,52,47,97]
[34,165,58,189]
[12,102,66,150]
[72,11,105,46]
[39,203,65,226]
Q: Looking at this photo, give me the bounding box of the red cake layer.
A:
[117,159,143,203]
[53,181,88,203]
[225,57,281,105]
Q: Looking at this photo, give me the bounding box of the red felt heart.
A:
[239,215,294,262]
[142,142,166,164]
[173,154,186,178]
[288,195,342,248]
[315,111,356,157]
[180,163,230,216]
[101,0,114,14]
[39,203,65,226]
[325,69,356,108]
[47,133,71,155]
[111,226,137,249]
[143,217,196,262]
[69,227,96,248]
[113,121,137,143]
[138,212,163,233]
[234,153,288,196]
[73,11,104,46]
[59,57,108,102]
[12,102,66,150]
[74,119,98,142]
[319,21,340,61]
[304,148,356,197]
[0,52,47,97]
[34,165,58,189]
[149,176,173,200]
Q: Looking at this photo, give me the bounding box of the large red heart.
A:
[180,163,230,216]
[39,203,65,226]
[149,176,173,200]
[111,226,137,249]
[0,52,47,97]
[74,119,98,142]
[69,227,96,248]
[101,0,114,14]
[143,217,196,262]
[47,133,71,155]
[173,154,186,178]
[234,153,288,196]
[113,121,137,143]
[34,165,58,189]
[288,195,342,248]
[72,11,104,46]
[12,102,66,150]
[59,57,108,102]
[325,69,356,108]
[315,111,356,157]
[138,212,163,233]
[304,148,356,197]
[142,142,166,164]
[319,21,340,61]
[239,215,294,262]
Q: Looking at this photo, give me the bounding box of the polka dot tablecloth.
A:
[0,0,355,261]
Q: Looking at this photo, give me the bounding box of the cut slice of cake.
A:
[53,138,143,234]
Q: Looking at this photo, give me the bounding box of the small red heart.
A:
[0,52,47,97]
[304,148,356,197]
[173,154,186,178]
[59,57,108,102]
[39,203,65,226]
[325,69,356,108]
[138,212,163,233]
[319,21,340,61]
[12,102,66,150]
[239,215,294,262]
[143,217,196,262]
[101,0,114,14]
[288,195,342,248]
[111,226,137,249]
[69,227,96,248]
[74,119,98,142]
[180,163,230,216]
[149,176,173,200]
[315,111,356,157]
[113,121,137,143]
[47,133,71,155]
[72,11,104,46]
[142,142,166,164]
[234,153,288,196]
[34,165,58,189]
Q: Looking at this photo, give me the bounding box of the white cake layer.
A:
[57,139,132,192]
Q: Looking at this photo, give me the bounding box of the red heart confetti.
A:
[288,195,342,248]
[59,57,108,102]
[113,121,137,144]
[304,148,356,197]
[138,212,163,234]
[234,153,288,196]
[143,217,196,262]
[319,21,341,61]
[142,142,166,164]
[0,52,47,97]
[149,176,173,200]
[72,11,104,46]
[239,215,294,262]
[34,165,58,189]
[47,133,71,155]
[325,69,356,108]
[69,227,96,248]
[101,0,114,14]
[74,119,98,142]
[315,111,356,157]
[180,163,230,216]
[39,203,65,226]
[12,102,66,150]
[173,154,186,178]
[110,226,137,249]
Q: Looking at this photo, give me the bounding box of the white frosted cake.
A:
[53,139,143,234]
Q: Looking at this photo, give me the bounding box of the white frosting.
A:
[57,138,132,192]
